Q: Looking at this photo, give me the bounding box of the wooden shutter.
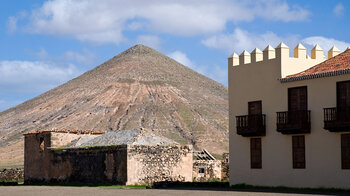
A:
[341,134,350,169]
[337,81,350,108]
[288,86,307,111]
[248,101,262,115]
[251,138,262,169]
[292,135,305,169]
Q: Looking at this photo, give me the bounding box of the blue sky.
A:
[0,0,349,112]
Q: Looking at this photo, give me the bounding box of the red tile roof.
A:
[24,129,105,135]
[281,49,350,82]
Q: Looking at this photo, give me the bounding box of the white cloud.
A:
[168,51,196,69]
[6,16,17,34]
[33,48,96,66]
[302,36,350,52]
[168,50,227,84]
[6,11,26,34]
[202,28,350,57]
[135,35,162,50]
[202,28,299,54]
[333,3,344,16]
[0,61,81,94]
[10,0,310,44]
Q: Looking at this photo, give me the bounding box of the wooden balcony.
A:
[324,107,350,132]
[236,114,266,137]
[276,110,311,134]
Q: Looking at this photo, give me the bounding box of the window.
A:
[248,101,262,115]
[341,134,350,169]
[39,137,45,151]
[288,86,307,111]
[292,135,305,169]
[337,80,350,109]
[198,168,205,174]
[250,138,262,169]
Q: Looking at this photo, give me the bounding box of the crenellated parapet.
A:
[228,42,350,78]
[228,43,347,67]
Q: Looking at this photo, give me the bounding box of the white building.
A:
[228,43,350,188]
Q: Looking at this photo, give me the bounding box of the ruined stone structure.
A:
[24,128,193,185]
[221,153,229,181]
[192,149,221,181]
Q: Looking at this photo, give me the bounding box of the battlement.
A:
[228,43,344,67]
[228,43,348,78]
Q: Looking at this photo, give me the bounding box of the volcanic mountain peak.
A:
[120,44,159,56]
[0,45,228,168]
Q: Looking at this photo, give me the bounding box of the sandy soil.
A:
[0,140,23,169]
[0,186,336,196]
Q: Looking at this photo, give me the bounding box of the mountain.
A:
[0,45,228,168]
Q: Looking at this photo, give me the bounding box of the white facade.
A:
[228,43,350,188]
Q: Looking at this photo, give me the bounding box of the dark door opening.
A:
[337,81,350,120]
[288,86,307,111]
[248,101,262,115]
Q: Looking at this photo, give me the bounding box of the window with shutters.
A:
[324,80,350,132]
[337,81,350,122]
[292,135,305,169]
[277,86,310,134]
[236,101,266,137]
[337,81,350,109]
[341,134,350,169]
[250,138,262,169]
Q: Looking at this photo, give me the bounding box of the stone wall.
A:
[0,168,24,181]
[48,145,128,184]
[127,145,193,185]
[193,160,221,182]
[25,144,127,184]
[24,132,51,182]
[221,153,229,181]
[24,132,193,185]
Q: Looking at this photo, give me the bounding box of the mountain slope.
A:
[0,45,228,167]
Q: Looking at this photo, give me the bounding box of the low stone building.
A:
[192,149,221,181]
[24,128,193,185]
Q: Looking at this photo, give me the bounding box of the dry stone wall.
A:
[193,160,221,182]
[221,153,229,181]
[0,168,24,181]
[47,145,128,184]
[127,145,193,185]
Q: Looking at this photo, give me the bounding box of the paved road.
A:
[0,186,338,196]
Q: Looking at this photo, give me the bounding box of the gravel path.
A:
[0,186,336,196]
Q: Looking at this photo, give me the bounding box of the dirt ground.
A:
[0,186,339,196]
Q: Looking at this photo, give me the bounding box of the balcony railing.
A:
[276,110,311,134]
[236,114,266,137]
[324,107,350,132]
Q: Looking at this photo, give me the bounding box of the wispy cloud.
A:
[9,0,310,44]
[302,36,350,52]
[135,35,162,50]
[168,50,227,85]
[201,28,300,54]
[202,28,350,55]
[0,60,81,94]
[333,3,345,17]
[32,48,96,66]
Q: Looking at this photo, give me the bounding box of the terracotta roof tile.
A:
[24,129,105,135]
[281,49,350,82]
